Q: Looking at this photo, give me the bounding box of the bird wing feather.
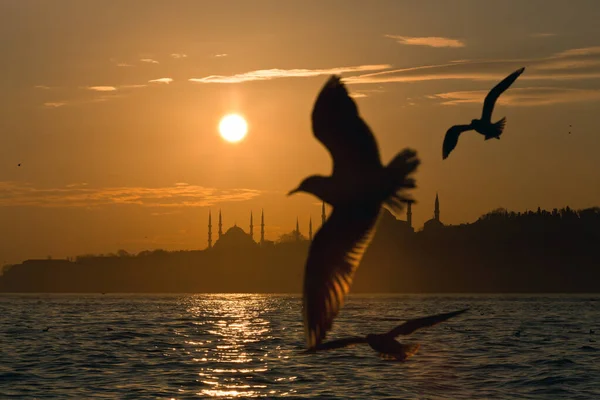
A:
[311,75,382,178]
[312,336,368,351]
[386,308,469,337]
[481,67,525,122]
[442,125,473,159]
[303,204,381,350]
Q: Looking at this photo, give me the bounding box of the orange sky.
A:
[2,0,600,264]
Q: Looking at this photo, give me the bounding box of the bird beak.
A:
[287,188,299,196]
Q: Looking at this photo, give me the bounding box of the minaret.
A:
[309,217,313,241]
[406,201,413,228]
[321,201,326,226]
[249,211,254,241]
[434,193,440,222]
[260,209,265,245]
[218,209,223,239]
[208,210,213,249]
[295,217,300,241]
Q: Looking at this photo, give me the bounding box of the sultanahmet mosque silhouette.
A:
[207,194,444,250]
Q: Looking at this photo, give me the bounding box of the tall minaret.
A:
[321,201,326,226]
[295,217,300,241]
[434,193,440,222]
[218,209,223,239]
[249,211,254,240]
[309,217,313,241]
[208,210,213,249]
[406,201,413,228]
[260,209,265,245]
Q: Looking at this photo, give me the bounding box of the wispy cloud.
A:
[34,85,52,90]
[385,34,465,48]
[43,102,67,108]
[213,53,228,58]
[430,87,600,106]
[0,182,261,208]
[189,64,391,84]
[87,86,118,92]
[117,62,134,67]
[345,46,600,85]
[148,78,173,84]
[530,33,557,38]
[140,58,159,64]
[170,53,187,59]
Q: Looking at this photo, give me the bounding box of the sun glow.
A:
[219,114,248,143]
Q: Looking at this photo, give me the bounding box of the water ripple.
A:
[1,294,599,399]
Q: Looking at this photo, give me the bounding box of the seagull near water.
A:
[442,67,526,159]
[288,75,420,351]
[309,308,469,360]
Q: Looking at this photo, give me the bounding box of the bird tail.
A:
[384,148,420,213]
[487,117,506,140]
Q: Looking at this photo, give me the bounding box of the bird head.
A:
[288,175,331,202]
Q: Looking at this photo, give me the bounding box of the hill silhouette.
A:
[1,206,598,293]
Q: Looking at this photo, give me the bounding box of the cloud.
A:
[345,46,600,85]
[87,86,118,92]
[189,64,391,83]
[430,87,600,106]
[385,34,465,48]
[34,85,52,90]
[117,62,134,67]
[148,78,173,84]
[170,53,187,59]
[0,182,261,208]
[530,33,557,38]
[140,58,159,64]
[43,102,67,108]
[213,53,228,58]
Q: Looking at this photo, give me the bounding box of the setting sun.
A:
[219,114,248,143]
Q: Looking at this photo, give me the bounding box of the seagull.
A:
[308,308,468,360]
[288,76,420,350]
[442,67,525,159]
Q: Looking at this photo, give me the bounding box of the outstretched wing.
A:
[311,75,381,178]
[312,336,368,351]
[443,125,473,159]
[303,203,381,350]
[481,67,525,122]
[386,308,469,338]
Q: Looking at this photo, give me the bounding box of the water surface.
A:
[1,294,599,399]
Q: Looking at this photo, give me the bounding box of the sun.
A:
[219,114,248,143]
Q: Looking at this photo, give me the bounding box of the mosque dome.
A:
[213,224,258,250]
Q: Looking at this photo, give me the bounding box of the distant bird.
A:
[42,326,50,332]
[17,163,21,167]
[308,308,468,360]
[288,76,420,350]
[442,67,526,159]
[514,330,521,337]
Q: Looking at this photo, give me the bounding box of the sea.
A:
[1,294,599,399]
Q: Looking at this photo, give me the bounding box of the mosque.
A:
[206,194,444,249]
[207,202,327,250]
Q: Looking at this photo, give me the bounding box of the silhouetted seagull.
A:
[309,308,468,360]
[288,76,420,350]
[442,67,525,159]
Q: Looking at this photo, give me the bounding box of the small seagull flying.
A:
[308,308,468,360]
[442,67,525,159]
[288,76,419,350]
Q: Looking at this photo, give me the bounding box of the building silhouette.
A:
[423,192,444,231]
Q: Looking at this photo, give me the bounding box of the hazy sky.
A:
[2,0,600,263]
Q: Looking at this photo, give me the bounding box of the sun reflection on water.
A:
[178,294,297,398]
